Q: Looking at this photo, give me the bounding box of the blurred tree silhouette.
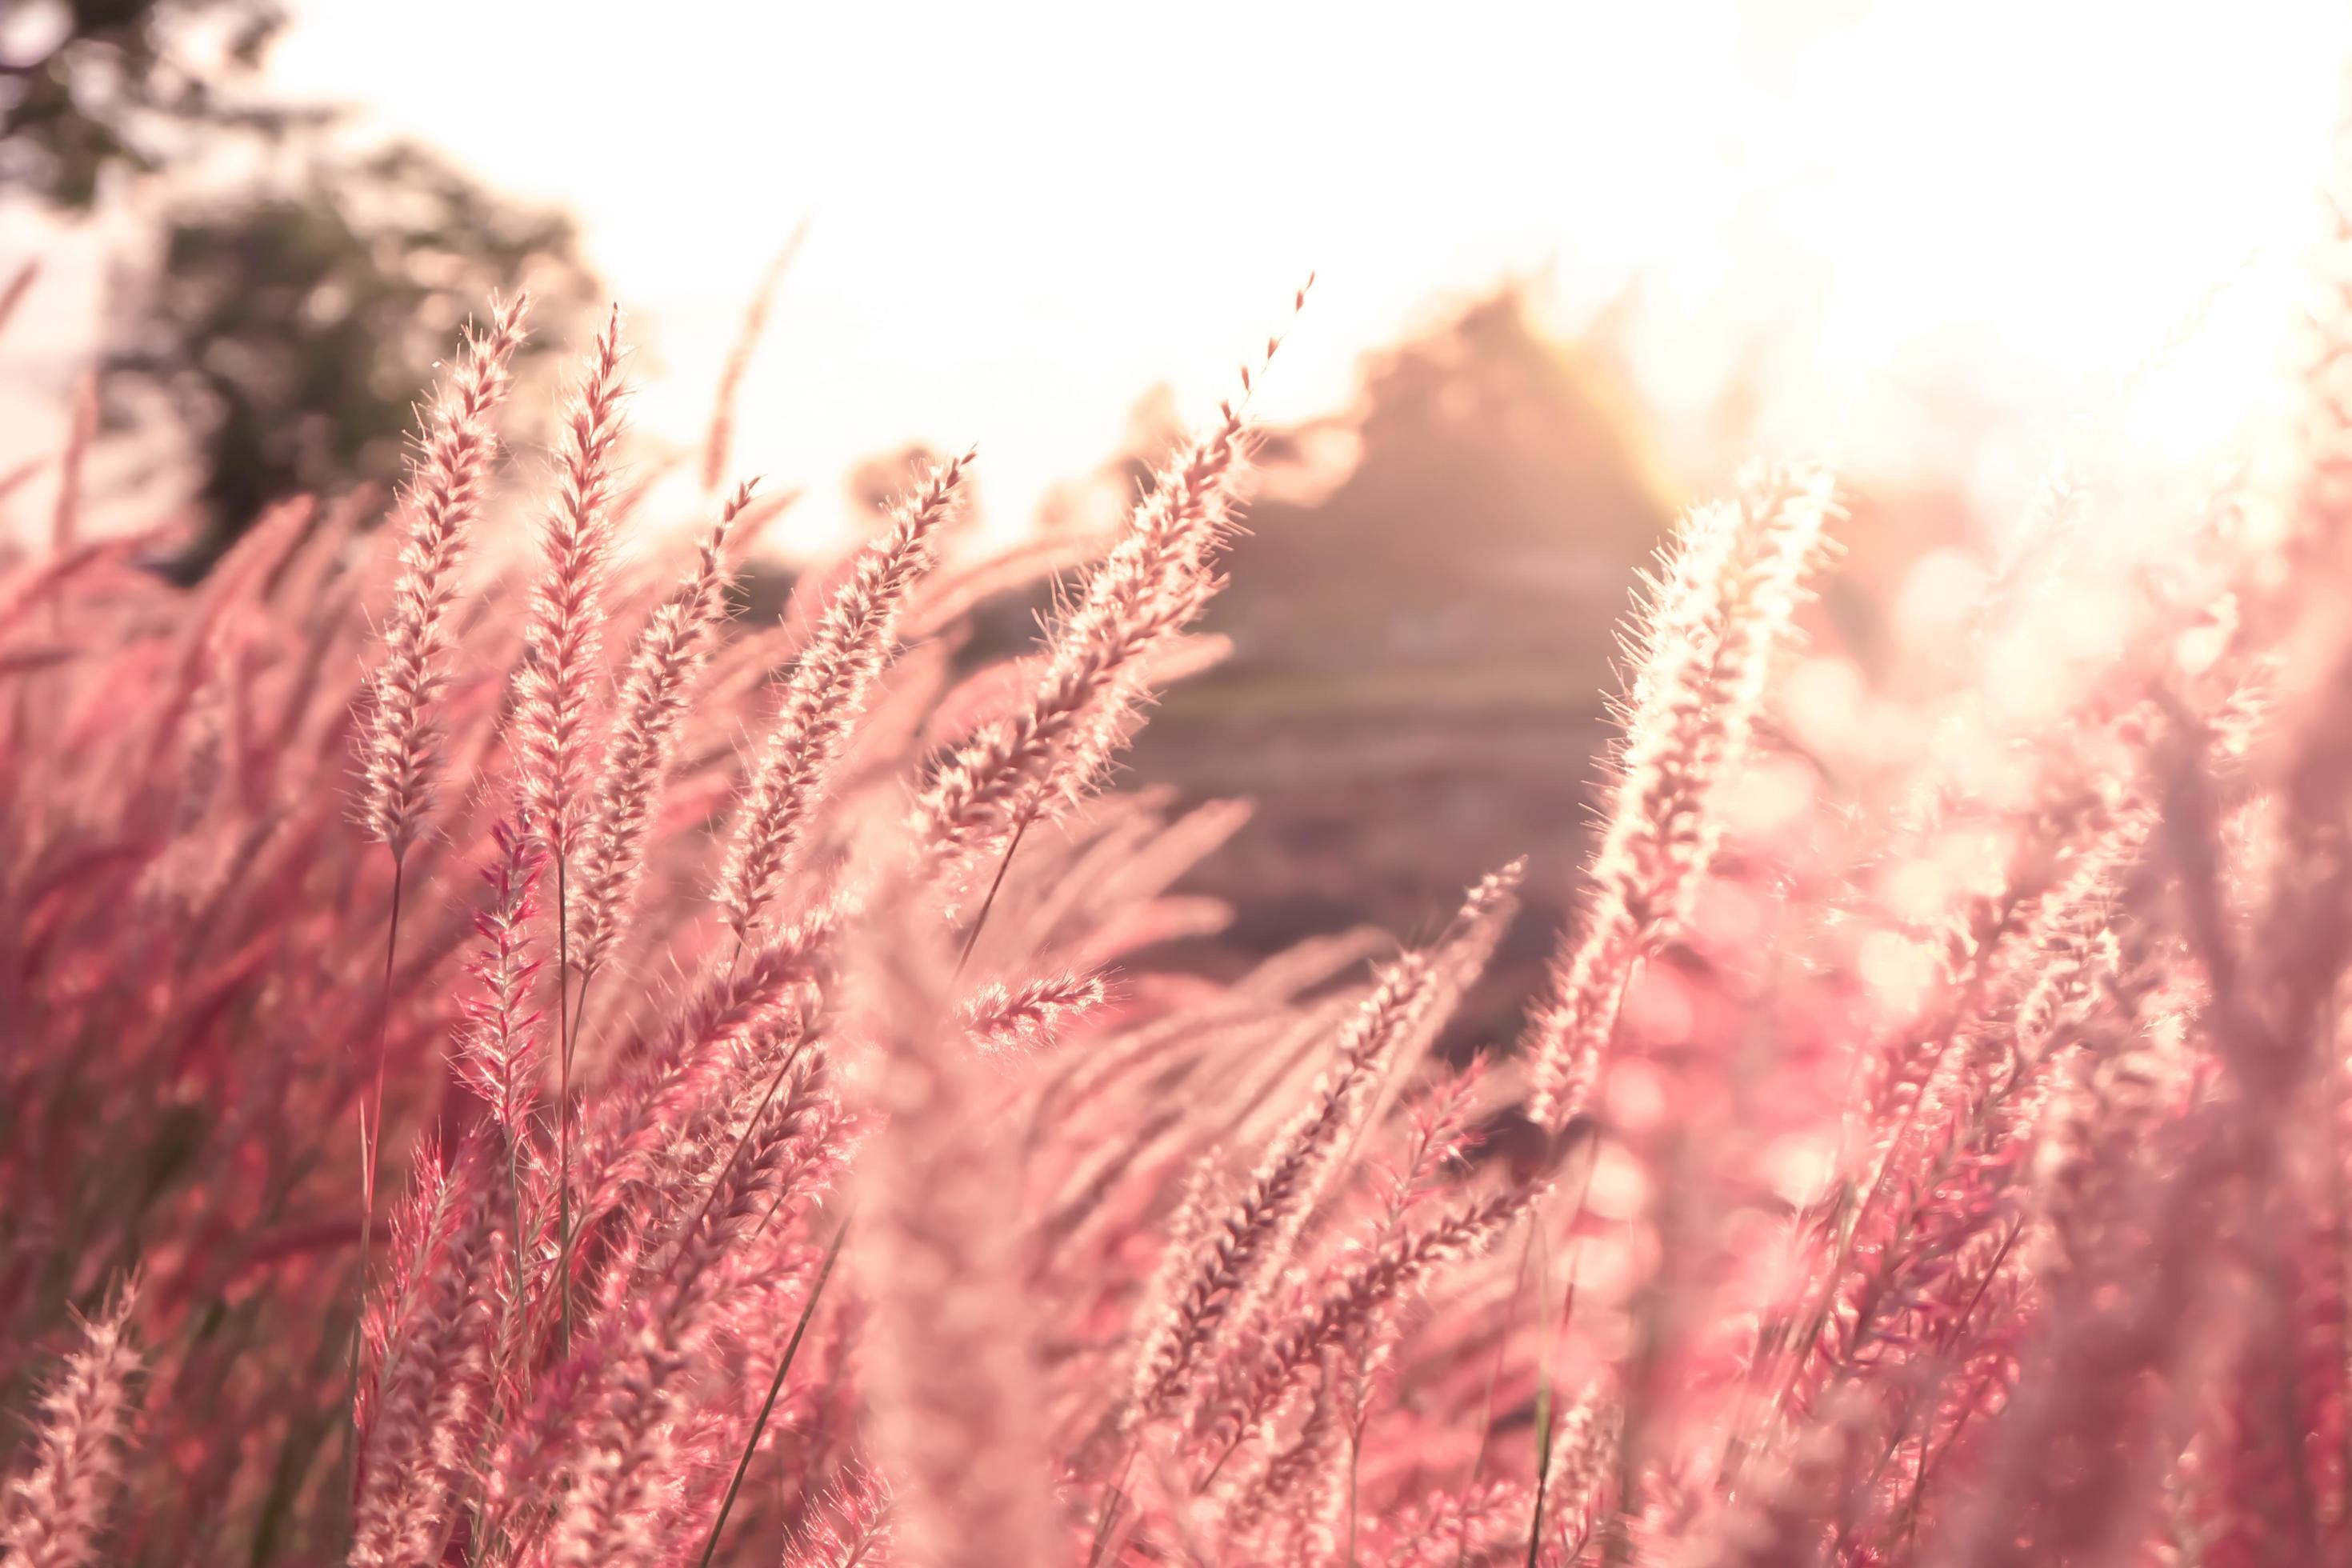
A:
[110,143,594,570]
[2,0,596,571]
[1126,288,1679,999]
[0,0,301,209]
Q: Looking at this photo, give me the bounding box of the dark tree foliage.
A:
[2,0,599,570]
[0,0,302,210]
[108,142,596,570]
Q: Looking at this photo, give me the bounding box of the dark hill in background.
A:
[1124,290,1682,1034]
[759,287,1950,1058]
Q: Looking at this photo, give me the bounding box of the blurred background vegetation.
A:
[0,0,2018,994]
[3,0,594,574]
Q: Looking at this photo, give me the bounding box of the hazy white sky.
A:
[9,0,2351,547]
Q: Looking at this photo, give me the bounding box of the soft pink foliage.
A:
[1,1282,142,1568]
[355,296,530,860]
[13,166,2352,1568]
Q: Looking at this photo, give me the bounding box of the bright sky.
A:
[10,1,2352,549]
